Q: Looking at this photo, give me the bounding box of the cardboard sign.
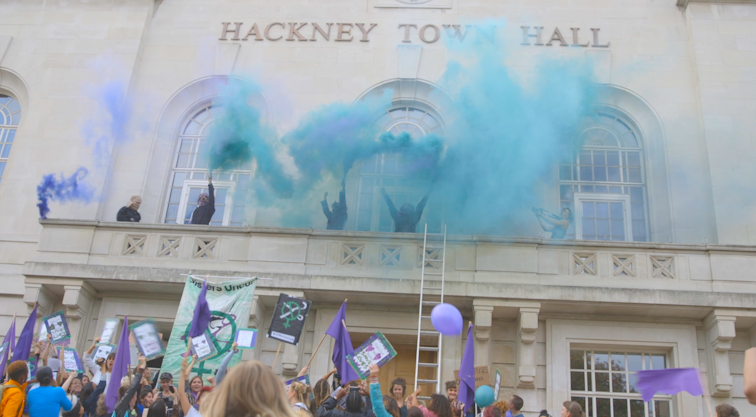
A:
[61,347,83,372]
[129,319,165,360]
[454,366,491,389]
[267,294,311,346]
[346,331,397,379]
[43,311,71,344]
[190,331,217,361]
[93,344,116,362]
[234,328,257,350]
[494,369,501,401]
[100,319,119,344]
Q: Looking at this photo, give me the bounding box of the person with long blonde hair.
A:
[176,354,301,417]
[287,380,311,414]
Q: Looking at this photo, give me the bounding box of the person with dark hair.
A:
[389,377,407,417]
[322,179,348,230]
[27,366,76,417]
[190,177,215,225]
[715,403,739,417]
[404,383,452,417]
[147,399,168,417]
[83,338,113,388]
[311,378,332,412]
[156,373,175,416]
[381,188,430,233]
[316,385,364,417]
[117,196,142,222]
[112,355,147,417]
[406,408,423,417]
[560,401,583,417]
[136,386,155,416]
[81,380,106,417]
[62,402,83,417]
[539,411,551,417]
[532,207,572,239]
[1,360,31,417]
[508,396,524,417]
[444,381,462,417]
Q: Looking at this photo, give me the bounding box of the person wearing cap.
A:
[26,366,77,417]
[157,373,175,415]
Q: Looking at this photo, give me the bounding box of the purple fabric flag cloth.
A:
[0,316,16,377]
[105,316,130,413]
[326,301,360,383]
[636,368,704,402]
[11,304,37,363]
[458,323,475,413]
[189,280,211,338]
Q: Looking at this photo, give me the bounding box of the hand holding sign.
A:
[346,331,397,379]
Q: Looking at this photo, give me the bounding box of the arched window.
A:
[163,103,252,226]
[355,106,444,232]
[559,110,648,241]
[0,94,21,186]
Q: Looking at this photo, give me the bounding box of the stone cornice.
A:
[37,219,756,253]
[678,0,756,8]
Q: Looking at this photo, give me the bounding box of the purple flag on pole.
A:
[326,301,360,383]
[636,368,704,402]
[189,280,211,338]
[11,304,37,363]
[0,316,15,377]
[458,323,475,412]
[105,316,130,413]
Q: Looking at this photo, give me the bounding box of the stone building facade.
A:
[1,0,756,416]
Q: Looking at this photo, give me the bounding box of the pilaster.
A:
[749,323,756,348]
[516,307,539,388]
[704,311,736,397]
[473,304,493,368]
[62,282,97,351]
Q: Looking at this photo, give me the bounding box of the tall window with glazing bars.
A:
[0,95,20,186]
[559,110,649,242]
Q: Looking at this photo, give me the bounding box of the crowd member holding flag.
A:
[325,300,360,384]
[104,316,130,415]
[10,303,37,364]
[111,356,148,417]
[457,323,475,417]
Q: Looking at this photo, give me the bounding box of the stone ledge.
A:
[678,0,756,8]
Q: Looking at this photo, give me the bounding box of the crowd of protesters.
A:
[2,339,753,417]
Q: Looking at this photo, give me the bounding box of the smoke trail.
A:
[36,167,95,220]
[82,80,133,164]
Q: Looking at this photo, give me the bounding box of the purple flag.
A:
[0,315,15,377]
[326,301,360,383]
[458,323,475,412]
[636,368,703,402]
[189,280,211,338]
[105,316,130,413]
[11,304,37,363]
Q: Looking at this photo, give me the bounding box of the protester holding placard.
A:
[27,366,76,417]
[84,338,114,387]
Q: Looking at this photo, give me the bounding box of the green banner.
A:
[160,276,257,382]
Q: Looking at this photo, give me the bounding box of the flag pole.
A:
[272,342,283,369]
[306,299,347,368]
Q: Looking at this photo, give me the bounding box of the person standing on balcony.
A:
[532,207,571,239]
[380,188,430,233]
[322,179,348,230]
[190,176,215,225]
[117,196,142,222]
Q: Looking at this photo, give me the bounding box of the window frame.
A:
[573,193,633,242]
[0,93,21,186]
[569,347,673,417]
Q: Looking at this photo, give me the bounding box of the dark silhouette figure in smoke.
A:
[191,176,215,225]
[532,207,572,239]
[322,179,348,230]
[381,187,430,233]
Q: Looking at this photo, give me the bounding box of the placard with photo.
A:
[43,311,71,344]
[129,319,165,360]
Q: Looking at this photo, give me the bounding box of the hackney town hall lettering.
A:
[218,22,610,47]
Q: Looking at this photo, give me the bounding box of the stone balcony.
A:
[20,219,756,317]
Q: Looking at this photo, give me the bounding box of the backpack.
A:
[0,383,23,417]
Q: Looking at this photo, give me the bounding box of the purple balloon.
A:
[431,303,463,336]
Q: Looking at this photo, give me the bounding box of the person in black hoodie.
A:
[321,179,347,230]
[317,387,367,417]
[112,355,147,417]
[380,188,430,233]
[190,177,215,225]
[117,196,142,222]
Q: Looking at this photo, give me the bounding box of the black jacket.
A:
[321,190,348,230]
[317,397,369,417]
[383,194,429,233]
[113,371,143,417]
[117,207,141,222]
[190,183,215,225]
[83,380,106,417]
